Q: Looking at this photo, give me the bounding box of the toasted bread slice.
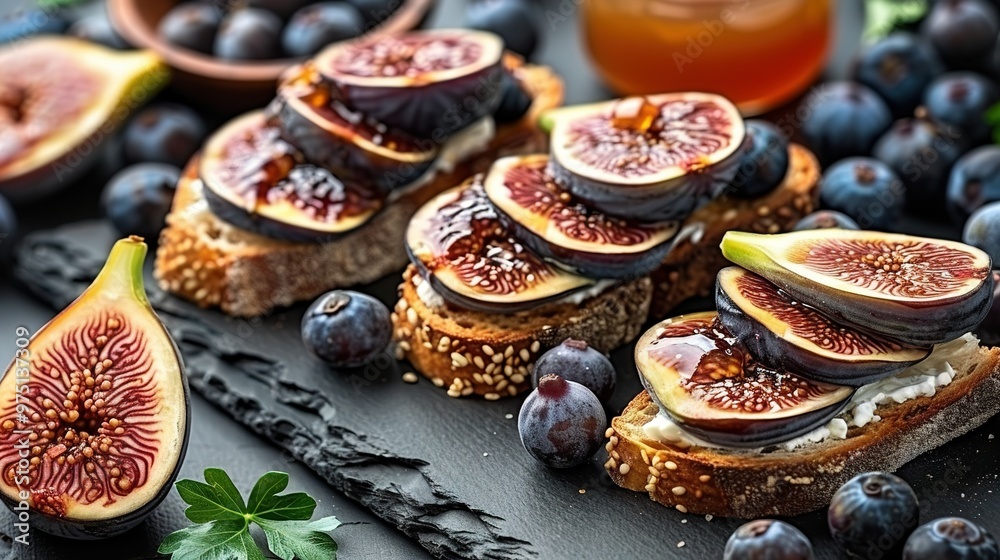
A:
[649,143,820,319]
[154,62,563,317]
[392,145,820,398]
[393,268,652,399]
[606,340,1000,518]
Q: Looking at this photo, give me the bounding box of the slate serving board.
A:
[12,220,1000,560]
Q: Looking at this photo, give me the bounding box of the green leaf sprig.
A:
[159,469,341,560]
[864,0,929,40]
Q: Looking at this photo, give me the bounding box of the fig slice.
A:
[544,93,746,222]
[406,179,594,312]
[200,111,385,243]
[716,267,931,386]
[270,63,438,192]
[722,230,995,346]
[0,237,189,539]
[0,37,166,201]
[314,29,505,138]
[483,154,680,278]
[635,312,854,448]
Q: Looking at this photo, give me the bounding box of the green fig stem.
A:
[92,236,150,307]
[538,110,557,134]
[720,231,771,269]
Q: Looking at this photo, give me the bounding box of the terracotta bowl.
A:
[108,0,436,114]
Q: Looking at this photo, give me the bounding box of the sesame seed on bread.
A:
[154,61,564,317]
[393,267,652,399]
[606,341,1000,518]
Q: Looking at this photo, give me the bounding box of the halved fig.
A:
[0,237,189,539]
[722,230,995,346]
[314,29,505,138]
[270,63,438,191]
[483,154,679,278]
[544,93,746,222]
[716,267,931,386]
[406,179,594,312]
[635,312,854,448]
[0,37,166,201]
[200,111,384,242]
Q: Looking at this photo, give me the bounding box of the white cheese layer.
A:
[642,333,980,452]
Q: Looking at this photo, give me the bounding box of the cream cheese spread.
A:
[642,333,980,451]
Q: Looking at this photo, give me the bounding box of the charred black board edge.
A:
[12,223,534,560]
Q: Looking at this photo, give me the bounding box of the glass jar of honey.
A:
[582,0,833,114]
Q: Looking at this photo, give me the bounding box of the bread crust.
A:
[649,144,820,319]
[606,345,1000,518]
[393,267,652,398]
[154,62,564,317]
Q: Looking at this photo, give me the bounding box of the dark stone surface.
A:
[10,220,1000,560]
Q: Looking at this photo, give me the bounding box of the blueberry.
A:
[101,163,180,241]
[853,33,944,117]
[518,375,605,468]
[964,202,1000,265]
[0,9,67,44]
[301,290,392,367]
[346,0,401,30]
[873,118,965,209]
[793,210,861,231]
[67,13,128,49]
[975,271,1000,344]
[947,146,1000,224]
[921,0,999,69]
[214,9,282,60]
[466,0,540,59]
[0,194,18,262]
[283,3,363,58]
[247,0,313,20]
[532,339,616,404]
[493,70,533,124]
[801,82,893,168]
[723,519,814,560]
[729,120,790,199]
[123,104,207,168]
[158,3,222,55]
[903,517,999,560]
[924,72,999,147]
[828,472,920,558]
[820,158,906,230]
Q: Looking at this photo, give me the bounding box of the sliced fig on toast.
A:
[544,94,746,222]
[483,154,679,278]
[406,179,594,312]
[270,64,438,191]
[716,267,931,386]
[200,111,384,242]
[635,312,854,448]
[721,230,994,346]
[0,38,166,201]
[314,29,504,138]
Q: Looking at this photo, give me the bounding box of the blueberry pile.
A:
[800,0,1000,231]
[157,0,399,60]
[727,472,999,559]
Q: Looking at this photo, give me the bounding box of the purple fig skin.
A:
[715,272,930,387]
[518,375,606,468]
[531,339,616,404]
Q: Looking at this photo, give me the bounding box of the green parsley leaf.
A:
[247,471,316,521]
[864,0,929,40]
[986,102,1000,144]
[257,517,342,560]
[161,470,340,560]
[158,520,264,560]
